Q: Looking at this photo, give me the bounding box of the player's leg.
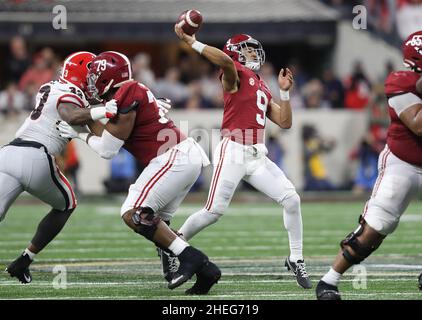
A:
[120,148,216,289]
[243,157,311,289]
[5,148,76,283]
[317,148,417,300]
[179,138,246,240]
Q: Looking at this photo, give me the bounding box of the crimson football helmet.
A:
[61,51,96,90]
[403,31,422,72]
[223,34,265,71]
[87,51,133,102]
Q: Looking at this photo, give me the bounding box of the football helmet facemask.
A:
[86,51,133,103]
[223,34,265,71]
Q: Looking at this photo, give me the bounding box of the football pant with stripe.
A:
[179,137,303,262]
[362,145,420,235]
[0,145,76,222]
[120,138,209,221]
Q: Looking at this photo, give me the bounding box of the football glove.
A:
[156,98,172,115]
[56,121,80,140]
[90,99,118,120]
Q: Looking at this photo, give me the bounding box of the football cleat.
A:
[6,252,33,284]
[157,247,179,283]
[316,280,342,300]
[418,273,422,290]
[185,260,221,295]
[285,257,312,289]
[168,246,209,290]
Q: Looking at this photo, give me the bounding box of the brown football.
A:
[176,9,203,36]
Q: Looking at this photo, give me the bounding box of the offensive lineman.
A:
[57,51,221,294]
[0,51,118,283]
[173,25,311,289]
[316,31,422,300]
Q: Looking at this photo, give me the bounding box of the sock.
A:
[168,237,189,256]
[321,267,342,286]
[282,194,303,261]
[24,248,36,260]
[178,209,220,241]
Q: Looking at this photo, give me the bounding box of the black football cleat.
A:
[316,280,342,300]
[6,252,33,284]
[285,257,312,289]
[418,273,422,290]
[168,246,208,290]
[157,247,179,283]
[185,260,221,295]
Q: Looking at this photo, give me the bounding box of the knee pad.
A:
[132,206,161,241]
[282,192,301,212]
[340,221,384,265]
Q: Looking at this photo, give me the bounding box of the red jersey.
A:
[385,70,422,166]
[114,81,185,167]
[221,61,273,145]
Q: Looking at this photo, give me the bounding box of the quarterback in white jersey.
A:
[0,51,117,284]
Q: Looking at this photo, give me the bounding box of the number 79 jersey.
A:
[114,80,185,167]
[16,79,89,155]
[221,61,273,145]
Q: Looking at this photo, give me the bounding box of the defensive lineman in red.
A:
[316,31,422,300]
[174,25,311,289]
[57,51,221,294]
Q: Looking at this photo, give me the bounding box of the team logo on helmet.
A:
[403,31,422,72]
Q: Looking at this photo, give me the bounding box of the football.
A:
[176,9,203,36]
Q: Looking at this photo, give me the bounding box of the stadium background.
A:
[0,0,422,300]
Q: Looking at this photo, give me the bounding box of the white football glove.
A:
[90,99,118,121]
[156,98,172,115]
[56,121,80,140]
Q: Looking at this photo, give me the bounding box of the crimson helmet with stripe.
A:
[223,34,265,71]
[87,51,133,102]
[61,51,96,90]
[403,31,422,72]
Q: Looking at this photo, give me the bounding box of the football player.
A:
[57,51,221,294]
[173,25,311,289]
[0,51,118,283]
[316,31,422,300]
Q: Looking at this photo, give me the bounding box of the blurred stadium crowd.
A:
[4,0,422,195]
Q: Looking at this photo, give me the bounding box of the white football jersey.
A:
[16,80,89,155]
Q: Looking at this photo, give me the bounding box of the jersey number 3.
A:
[256,89,268,126]
[30,85,51,120]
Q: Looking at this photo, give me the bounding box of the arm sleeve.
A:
[86,130,125,160]
[388,92,422,116]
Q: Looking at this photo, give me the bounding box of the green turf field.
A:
[0,199,421,300]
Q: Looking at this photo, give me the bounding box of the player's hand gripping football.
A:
[174,23,196,46]
[278,68,294,91]
[56,121,80,139]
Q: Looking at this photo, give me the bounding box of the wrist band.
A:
[280,89,290,101]
[192,41,206,54]
[90,107,106,121]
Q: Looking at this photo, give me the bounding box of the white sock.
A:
[24,248,36,260]
[321,267,342,286]
[282,194,303,261]
[179,209,220,241]
[168,237,189,256]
